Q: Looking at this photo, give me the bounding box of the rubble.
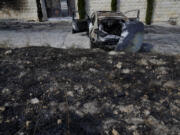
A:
[0,106,5,112]
[121,68,130,74]
[115,62,122,69]
[112,129,120,135]
[30,98,40,104]
[163,81,176,89]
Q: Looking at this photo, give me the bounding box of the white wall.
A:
[118,0,180,24]
[1,0,177,24]
[85,0,111,15]
[117,0,147,22]
[81,0,180,25]
[153,0,180,24]
[0,0,38,21]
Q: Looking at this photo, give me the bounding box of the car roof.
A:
[95,11,127,20]
[96,11,125,17]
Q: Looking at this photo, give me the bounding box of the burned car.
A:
[72,10,144,52]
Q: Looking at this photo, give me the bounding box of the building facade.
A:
[0,0,39,21]
[0,0,179,25]
[0,0,75,21]
[83,0,180,24]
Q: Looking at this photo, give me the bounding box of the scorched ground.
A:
[0,47,180,135]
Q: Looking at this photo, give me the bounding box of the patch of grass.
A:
[78,0,86,19]
[111,0,117,11]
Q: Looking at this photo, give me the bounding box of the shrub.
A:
[36,0,43,21]
[111,0,117,11]
[145,0,154,25]
[78,0,86,19]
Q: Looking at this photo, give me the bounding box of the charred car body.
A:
[72,10,144,52]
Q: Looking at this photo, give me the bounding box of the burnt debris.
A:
[72,11,144,52]
[0,47,179,135]
[0,0,26,11]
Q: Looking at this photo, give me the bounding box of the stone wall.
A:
[118,0,180,24]
[85,0,111,15]
[75,0,111,16]
[117,0,147,22]
[153,0,180,24]
[75,0,180,25]
[0,0,38,21]
[0,0,179,24]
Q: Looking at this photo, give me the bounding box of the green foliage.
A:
[146,0,154,25]
[78,0,86,19]
[36,0,43,21]
[111,0,117,11]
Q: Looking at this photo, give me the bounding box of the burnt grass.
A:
[0,47,180,135]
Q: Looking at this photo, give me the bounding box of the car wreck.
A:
[72,10,144,52]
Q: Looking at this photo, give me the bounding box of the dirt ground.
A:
[0,47,180,135]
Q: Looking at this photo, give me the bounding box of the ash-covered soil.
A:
[0,47,180,135]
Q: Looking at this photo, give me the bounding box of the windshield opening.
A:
[99,19,123,36]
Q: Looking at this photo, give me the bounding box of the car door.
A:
[89,12,98,41]
[72,11,89,33]
[124,9,140,21]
